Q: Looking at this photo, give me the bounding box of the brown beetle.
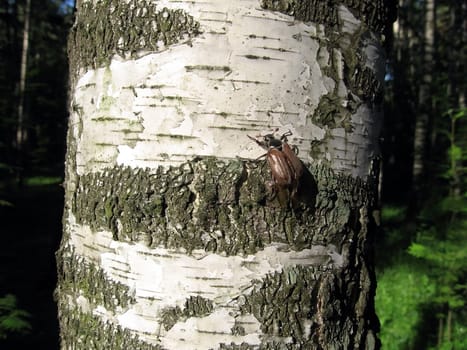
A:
[248,130,303,198]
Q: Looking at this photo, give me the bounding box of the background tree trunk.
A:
[15,0,31,184]
[410,0,435,211]
[57,1,395,349]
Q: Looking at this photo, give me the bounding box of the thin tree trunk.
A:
[437,317,443,348]
[445,308,452,344]
[15,0,31,184]
[57,1,395,349]
[411,0,435,209]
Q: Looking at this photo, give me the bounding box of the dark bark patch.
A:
[218,342,306,349]
[240,266,319,343]
[311,92,355,131]
[260,0,396,34]
[261,1,389,109]
[234,263,376,348]
[348,65,383,103]
[56,305,162,350]
[71,159,374,256]
[55,245,136,312]
[160,295,214,331]
[68,0,201,77]
[260,0,339,29]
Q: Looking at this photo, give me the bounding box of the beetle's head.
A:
[263,134,282,149]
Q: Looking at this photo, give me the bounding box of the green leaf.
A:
[0,315,32,332]
[0,163,14,171]
[444,107,467,120]
[448,144,462,162]
[0,294,31,338]
[0,199,14,207]
[408,243,429,259]
[452,107,467,120]
[25,176,62,186]
[0,294,16,311]
[440,196,467,213]
[382,205,406,222]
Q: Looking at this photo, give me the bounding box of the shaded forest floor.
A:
[0,181,62,349]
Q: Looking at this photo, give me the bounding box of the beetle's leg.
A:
[265,180,278,201]
[291,145,299,155]
[245,153,267,170]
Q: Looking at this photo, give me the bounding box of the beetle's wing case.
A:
[281,142,303,179]
[267,148,294,186]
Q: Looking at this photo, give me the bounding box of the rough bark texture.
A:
[57,160,379,349]
[57,0,395,349]
[68,0,201,85]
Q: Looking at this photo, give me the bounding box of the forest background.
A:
[0,0,465,349]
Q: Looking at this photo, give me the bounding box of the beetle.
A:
[248,129,303,198]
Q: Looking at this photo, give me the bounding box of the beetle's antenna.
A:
[247,134,269,150]
[281,130,293,141]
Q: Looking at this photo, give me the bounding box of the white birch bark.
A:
[59,1,388,349]
[71,1,383,178]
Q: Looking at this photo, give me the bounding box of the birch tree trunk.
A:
[56,1,395,349]
[15,0,31,183]
[411,0,435,208]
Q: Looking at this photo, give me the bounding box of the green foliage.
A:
[24,176,62,186]
[381,205,406,222]
[407,107,467,348]
[426,316,467,350]
[0,199,13,207]
[446,320,467,350]
[0,294,31,339]
[379,89,466,348]
[376,263,435,349]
